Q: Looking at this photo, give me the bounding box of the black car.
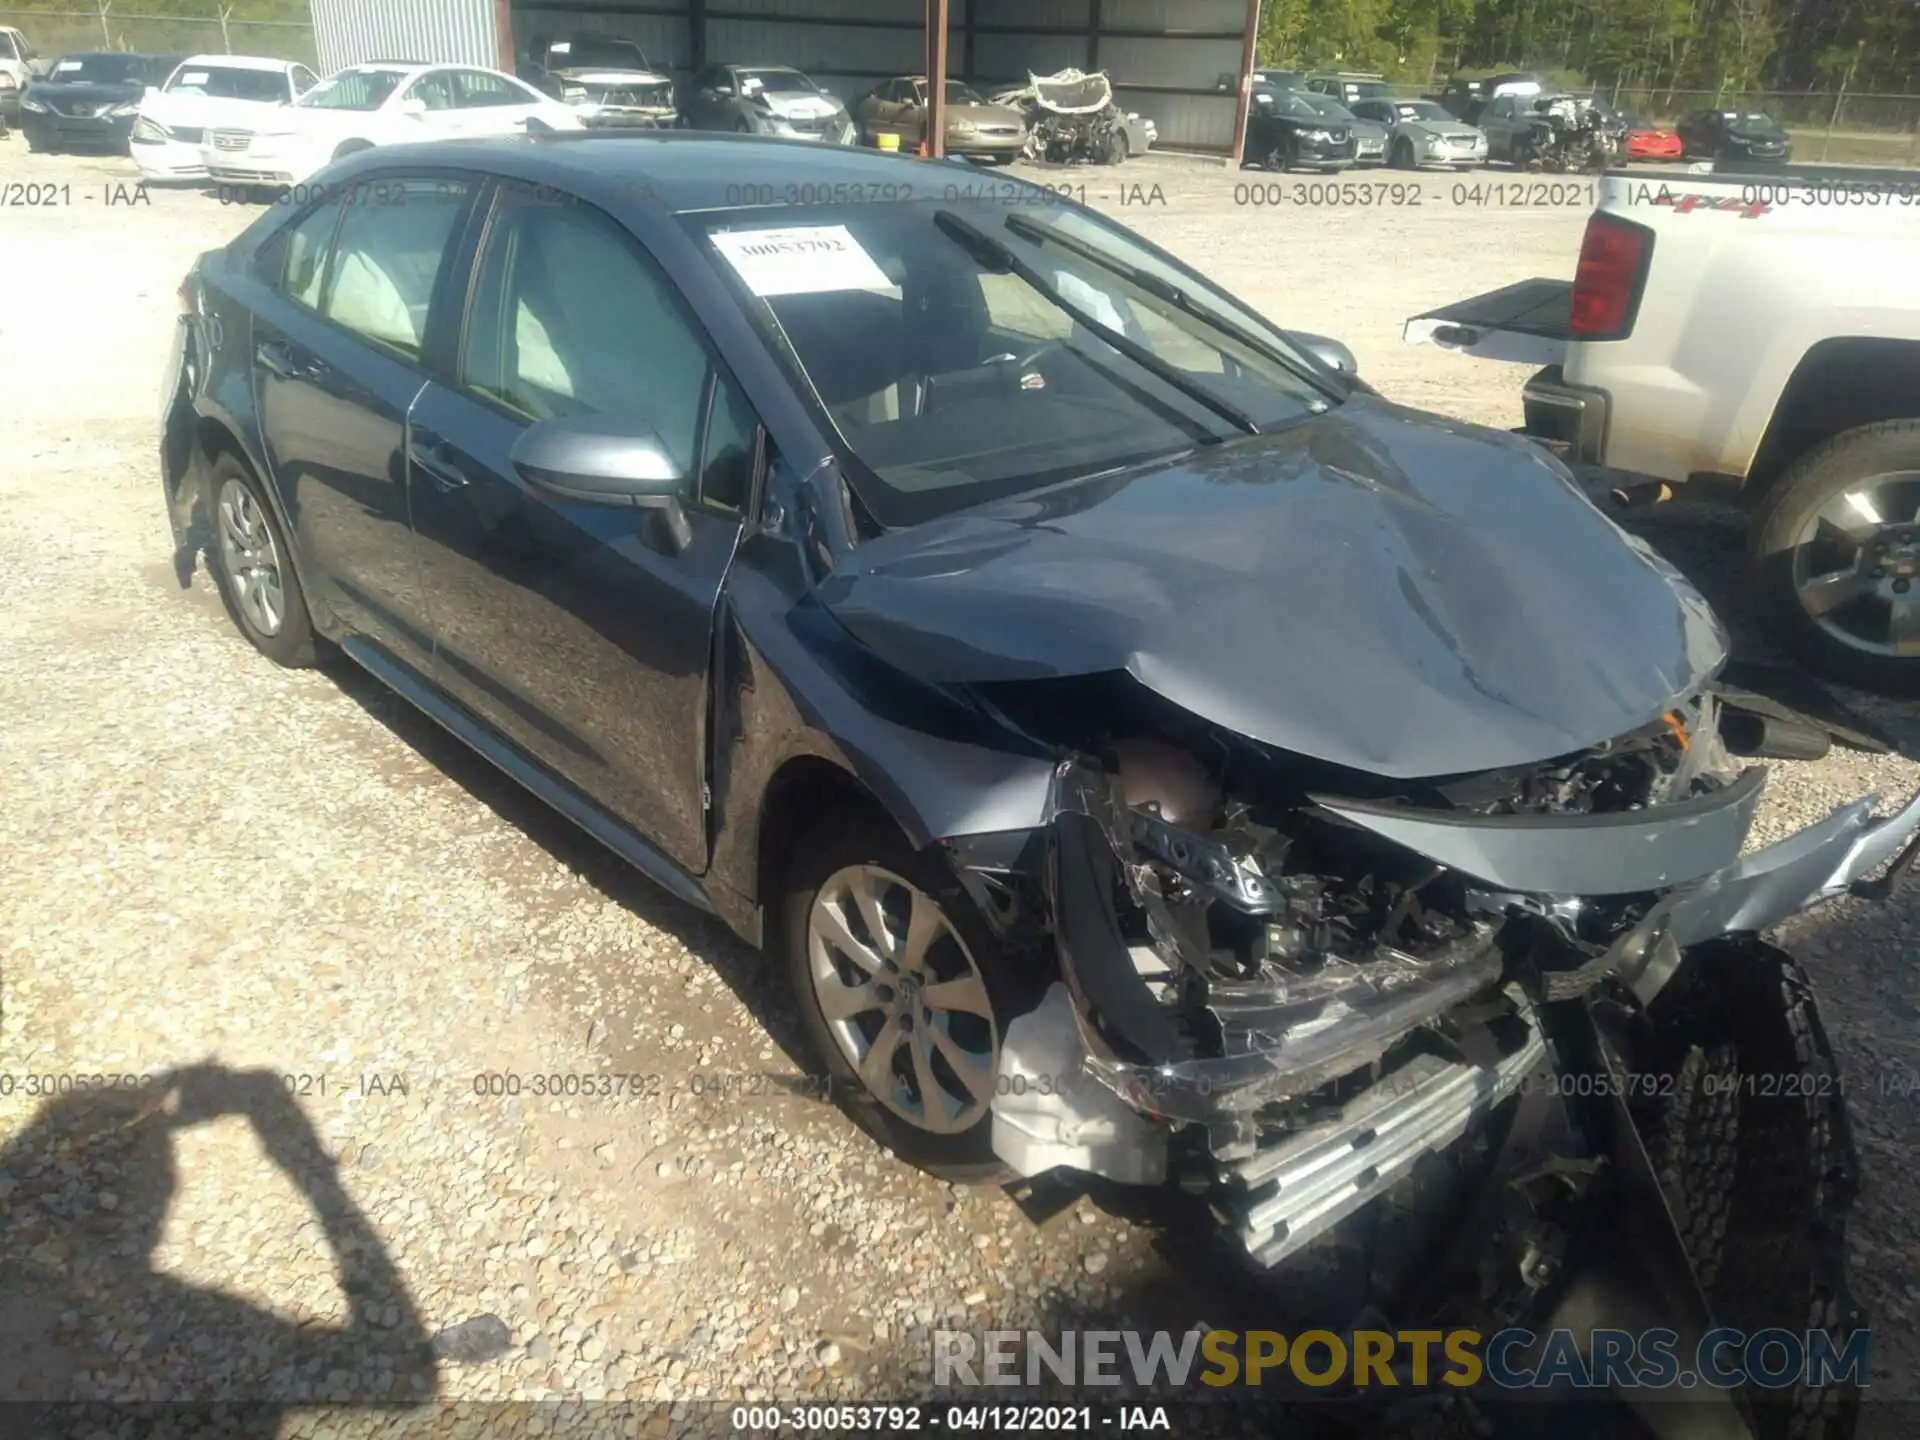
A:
[159,136,1902,1341]
[19,50,169,152]
[1677,107,1793,165]
[1244,85,1357,171]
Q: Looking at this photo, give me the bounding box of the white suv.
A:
[201,62,582,188]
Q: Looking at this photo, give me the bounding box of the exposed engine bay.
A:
[988,69,1153,165]
[957,676,1917,1436]
[1516,93,1629,172]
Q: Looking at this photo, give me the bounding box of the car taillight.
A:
[1569,211,1652,340]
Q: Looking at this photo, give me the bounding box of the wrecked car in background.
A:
[989,69,1154,164]
[524,35,678,129]
[162,136,1896,1431]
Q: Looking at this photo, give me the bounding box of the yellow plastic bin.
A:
[875,133,900,153]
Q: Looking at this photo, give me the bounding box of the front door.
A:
[406,184,757,871]
[251,177,475,669]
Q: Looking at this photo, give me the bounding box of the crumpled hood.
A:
[816,398,1727,779]
[760,89,842,119]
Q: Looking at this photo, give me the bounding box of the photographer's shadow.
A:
[0,1064,437,1436]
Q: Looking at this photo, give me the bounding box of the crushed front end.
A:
[964,686,1918,1431]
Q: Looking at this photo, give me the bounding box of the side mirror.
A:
[1285,330,1358,376]
[510,416,693,554]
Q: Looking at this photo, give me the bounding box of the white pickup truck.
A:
[1407,164,1920,693]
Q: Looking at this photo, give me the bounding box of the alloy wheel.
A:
[1791,470,1920,657]
[216,477,285,638]
[807,864,999,1135]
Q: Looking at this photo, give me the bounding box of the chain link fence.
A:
[0,5,315,67]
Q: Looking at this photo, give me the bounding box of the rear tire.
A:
[779,810,1044,1182]
[1749,419,1920,694]
[206,451,319,668]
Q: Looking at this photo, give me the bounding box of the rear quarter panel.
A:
[1568,176,1920,483]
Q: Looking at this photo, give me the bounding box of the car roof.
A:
[352,131,995,214]
[178,53,298,72]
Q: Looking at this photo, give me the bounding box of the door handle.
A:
[408,432,471,492]
[256,340,299,378]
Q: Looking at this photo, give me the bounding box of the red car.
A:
[1626,117,1684,160]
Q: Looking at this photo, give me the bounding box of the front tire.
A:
[206,452,318,667]
[1749,419,1920,694]
[1389,137,1416,170]
[780,811,1039,1181]
[1265,137,1294,172]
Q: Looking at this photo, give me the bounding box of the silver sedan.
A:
[1350,97,1487,169]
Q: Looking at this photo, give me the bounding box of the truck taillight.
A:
[1569,212,1653,341]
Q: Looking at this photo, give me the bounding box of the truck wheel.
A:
[1749,419,1920,693]
[779,811,1044,1182]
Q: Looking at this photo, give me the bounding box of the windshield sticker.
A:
[710,225,892,297]
[178,70,211,86]
[54,59,82,72]
[1055,271,1128,333]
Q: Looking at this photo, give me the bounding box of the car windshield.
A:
[551,38,649,70]
[164,64,287,102]
[738,68,816,94]
[47,53,146,84]
[1273,92,1324,119]
[0,34,17,61]
[298,68,404,110]
[939,81,984,104]
[692,200,1333,527]
[1394,100,1450,122]
[1729,111,1780,128]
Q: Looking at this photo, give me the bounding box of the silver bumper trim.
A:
[1220,1017,1548,1268]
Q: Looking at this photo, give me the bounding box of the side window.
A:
[276,199,345,310]
[292,65,318,94]
[455,69,520,107]
[698,375,757,514]
[460,194,720,482]
[319,179,471,358]
[407,72,458,110]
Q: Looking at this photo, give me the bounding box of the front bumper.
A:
[580,110,680,130]
[1520,363,1609,464]
[989,756,1920,1270]
[1416,137,1488,167]
[131,133,210,178]
[19,108,136,149]
[948,131,1026,157]
[203,140,322,187]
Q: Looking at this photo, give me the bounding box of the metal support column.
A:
[1229,0,1260,167]
[924,0,950,157]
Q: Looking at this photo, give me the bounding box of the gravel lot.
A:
[3,141,1920,1435]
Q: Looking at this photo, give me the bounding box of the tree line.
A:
[1258,0,1920,96]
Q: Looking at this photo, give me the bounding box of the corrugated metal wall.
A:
[311,0,501,74]
[493,0,1251,147]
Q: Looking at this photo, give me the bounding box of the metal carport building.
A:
[307,0,1261,161]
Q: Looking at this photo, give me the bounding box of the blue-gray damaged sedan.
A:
[161,133,1911,1375]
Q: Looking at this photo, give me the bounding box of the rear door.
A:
[450,67,545,134]
[405,182,759,871]
[250,176,477,668]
